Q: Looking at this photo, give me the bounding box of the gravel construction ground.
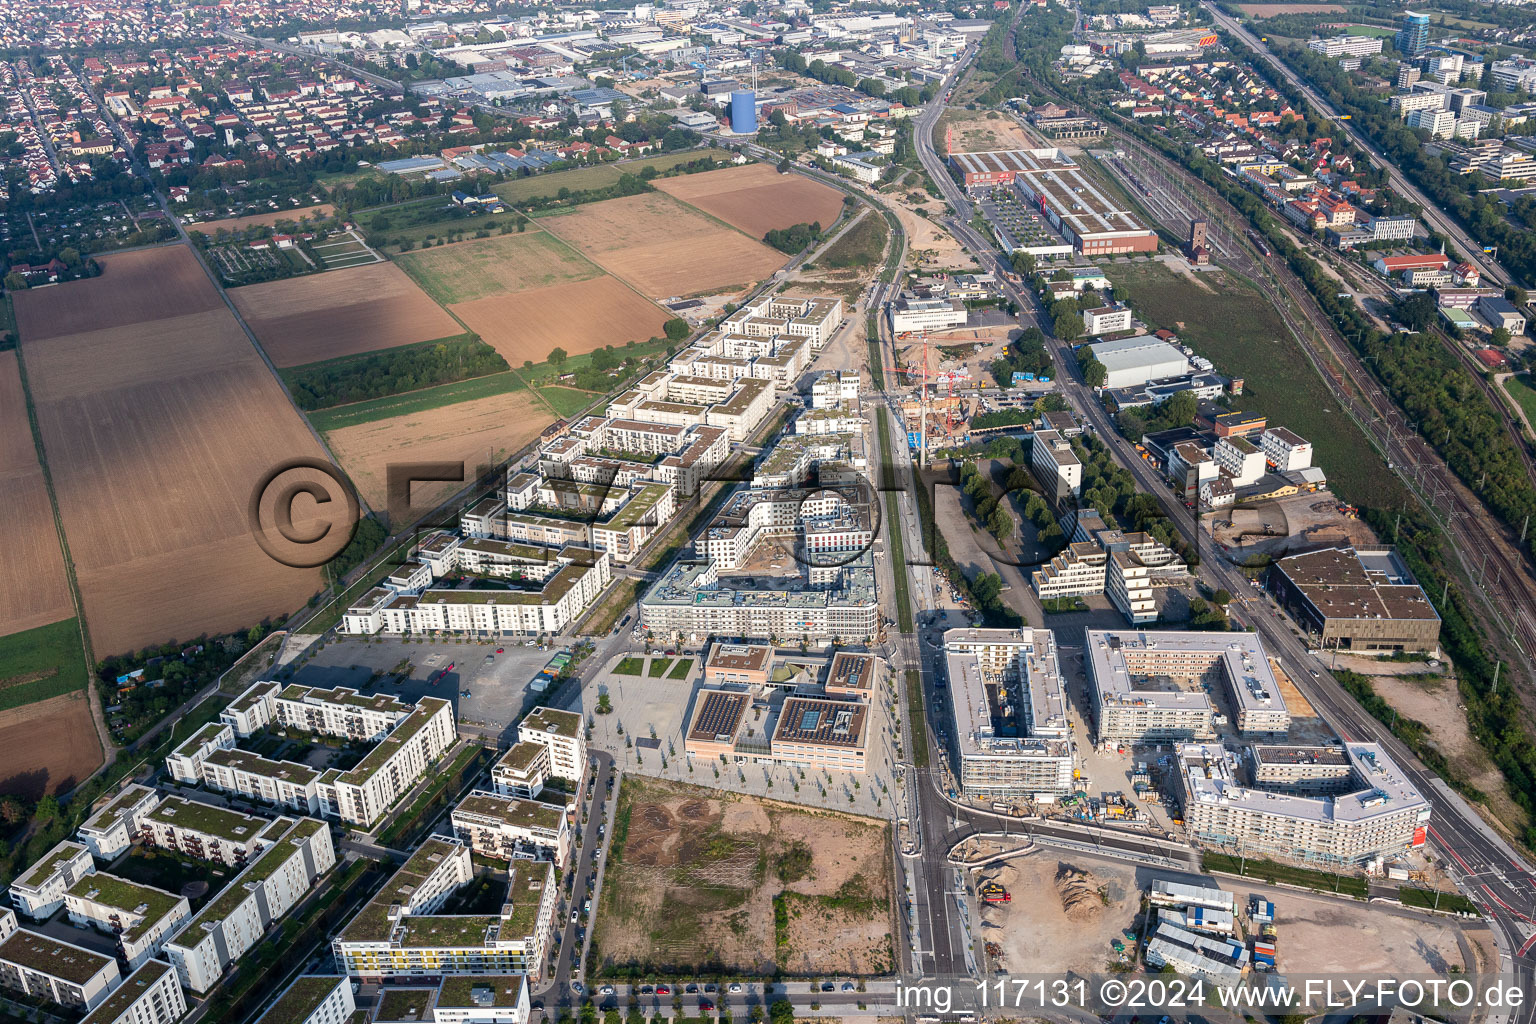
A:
[940,111,1036,154]
[0,691,102,798]
[452,275,671,366]
[187,204,336,233]
[394,230,600,306]
[13,245,222,340]
[595,777,894,976]
[654,164,847,239]
[17,247,332,655]
[0,352,71,639]
[323,387,554,512]
[540,192,784,300]
[230,261,463,367]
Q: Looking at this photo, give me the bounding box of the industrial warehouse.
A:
[1267,547,1442,654]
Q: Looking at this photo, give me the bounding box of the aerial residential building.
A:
[1086,630,1290,743]
[9,841,97,920]
[78,960,186,1024]
[1030,429,1082,502]
[1031,510,1185,625]
[78,786,161,862]
[517,707,585,785]
[65,874,191,970]
[1176,742,1431,864]
[492,742,553,800]
[0,910,122,1011]
[199,747,324,816]
[334,839,556,981]
[1268,547,1441,654]
[165,722,237,785]
[1083,304,1133,336]
[1250,744,1357,793]
[141,796,285,868]
[433,975,530,1024]
[943,629,1075,800]
[253,976,356,1024]
[326,697,456,827]
[640,556,878,646]
[164,818,335,993]
[450,792,572,868]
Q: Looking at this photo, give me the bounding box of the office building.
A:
[1176,742,1431,865]
[1307,34,1382,58]
[1268,547,1441,653]
[1396,11,1429,57]
[1257,427,1313,473]
[1030,429,1082,503]
[1086,630,1290,743]
[1083,304,1134,337]
[943,629,1075,800]
[888,293,969,333]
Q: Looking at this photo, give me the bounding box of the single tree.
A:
[548,347,568,367]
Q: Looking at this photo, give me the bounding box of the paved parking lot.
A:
[286,637,565,743]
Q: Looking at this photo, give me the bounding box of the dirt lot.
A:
[323,388,554,510]
[230,261,463,367]
[13,246,223,340]
[394,229,600,306]
[541,192,784,299]
[655,164,847,239]
[940,111,1035,154]
[0,352,71,639]
[981,854,1142,976]
[1276,888,1473,973]
[453,275,671,365]
[0,691,103,798]
[190,204,336,233]
[595,777,894,976]
[890,197,977,272]
[1210,491,1376,560]
[20,250,333,655]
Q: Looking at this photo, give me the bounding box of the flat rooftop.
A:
[253,975,348,1024]
[79,960,175,1024]
[1086,629,1285,719]
[1179,742,1430,826]
[706,643,773,673]
[1274,547,1440,624]
[828,651,875,691]
[773,696,868,749]
[454,791,565,831]
[144,795,274,843]
[80,785,158,837]
[521,706,582,739]
[944,629,1072,762]
[0,928,114,984]
[687,689,749,743]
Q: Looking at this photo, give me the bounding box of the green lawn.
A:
[615,657,644,676]
[356,194,526,253]
[0,618,89,713]
[538,386,602,418]
[822,212,889,272]
[1200,852,1369,898]
[1397,886,1477,915]
[492,149,730,205]
[307,371,527,432]
[1503,373,1536,430]
[905,670,929,769]
[1105,262,1405,506]
[647,658,672,678]
[1343,24,1396,36]
[667,658,694,679]
[393,229,599,306]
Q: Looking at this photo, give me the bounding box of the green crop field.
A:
[394,230,599,306]
[1343,24,1396,36]
[537,386,601,418]
[1105,262,1405,506]
[493,149,730,205]
[307,371,527,432]
[0,618,89,713]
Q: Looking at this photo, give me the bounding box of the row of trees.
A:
[283,334,508,410]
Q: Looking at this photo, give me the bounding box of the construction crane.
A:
[884,331,965,464]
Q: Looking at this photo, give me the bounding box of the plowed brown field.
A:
[230,261,463,367]
[14,246,222,340]
[655,164,846,238]
[19,248,335,655]
[0,692,102,798]
[191,204,336,233]
[324,388,554,511]
[0,352,71,639]
[540,192,783,299]
[452,276,671,364]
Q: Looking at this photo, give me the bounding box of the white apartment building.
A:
[450,791,572,868]
[201,747,325,816]
[220,680,280,736]
[432,976,529,1024]
[9,841,97,920]
[1083,304,1133,336]
[253,975,356,1024]
[518,707,586,784]
[1031,511,1185,625]
[492,741,553,799]
[1030,429,1082,501]
[334,839,556,981]
[141,795,287,868]
[1177,742,1431,865]
[0,910,122,1011]
[65,874,191,970]
[326,698,456,827]
[1258,426,1312,472]
[641,556,879,645]
[273,685,410,742]
[1087,630,1291,743]
[943,629,1075,800]
[810,369,861,409]
[1213,434,1265,486]
[1390,89,1449,117]
[78,785,161,862]
[78,960,186,1024]
[165,722,238,786]
[165,818,335,993]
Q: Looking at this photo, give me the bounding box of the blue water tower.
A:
[730,90,757,134]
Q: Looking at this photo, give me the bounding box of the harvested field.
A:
[230,261,462,367]
[453,275,670,365]
[1235,2,1343,12]
[191,204,336,233]
[0,352,71,638]
[324,388,554,511]
[0,691,102,798]
[541,192,783,299]
[395,230,598,306]
[594,776,893,976]
[655,164,846,239]
[20,250,335,655]
[13,246,222,340]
